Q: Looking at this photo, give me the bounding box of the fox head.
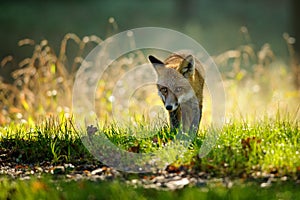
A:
[148,54,196,112]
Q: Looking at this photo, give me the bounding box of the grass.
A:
[0,107,298,199]
[0,117,91,165]
[1,113,299,199]
[0,115,299,175]
[1,176,300,200]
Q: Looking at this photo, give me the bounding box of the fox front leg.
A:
[169,108,181,130]
[181,99,201,134]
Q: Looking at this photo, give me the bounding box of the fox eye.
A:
[175,87,182,93]
[160,87,168,94]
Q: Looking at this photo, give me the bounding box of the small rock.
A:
[91,168,103,175]
[131,179,139,184]
[280,176,288,181]
[34,167,43,172]
[165,178,190,190]
[83,170,91,176]
[260,181,272,188]
[51,166,65,175]
[20,176,31,180]
[152,175,165,183]
[171,175,182,181]
[15,170,23,176]
[25,170,35,175]
[64,163,75,170]
[189,177,197,184]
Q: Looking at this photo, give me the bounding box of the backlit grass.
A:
[0,115,299,177]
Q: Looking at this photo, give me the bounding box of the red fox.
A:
[149,53,205,133]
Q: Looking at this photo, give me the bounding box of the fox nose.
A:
[166,105,173,110]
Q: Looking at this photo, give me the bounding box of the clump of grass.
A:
[209,29,300,123]
[0,117,92,164]
[194,116,300,177]
[0,33,102,125]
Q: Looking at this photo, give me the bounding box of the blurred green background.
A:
[0,0,294,60]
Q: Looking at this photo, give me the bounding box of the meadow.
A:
[0,25,299,199]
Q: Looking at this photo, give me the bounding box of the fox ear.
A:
[179,55,195,78]
[148,55,164,70]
